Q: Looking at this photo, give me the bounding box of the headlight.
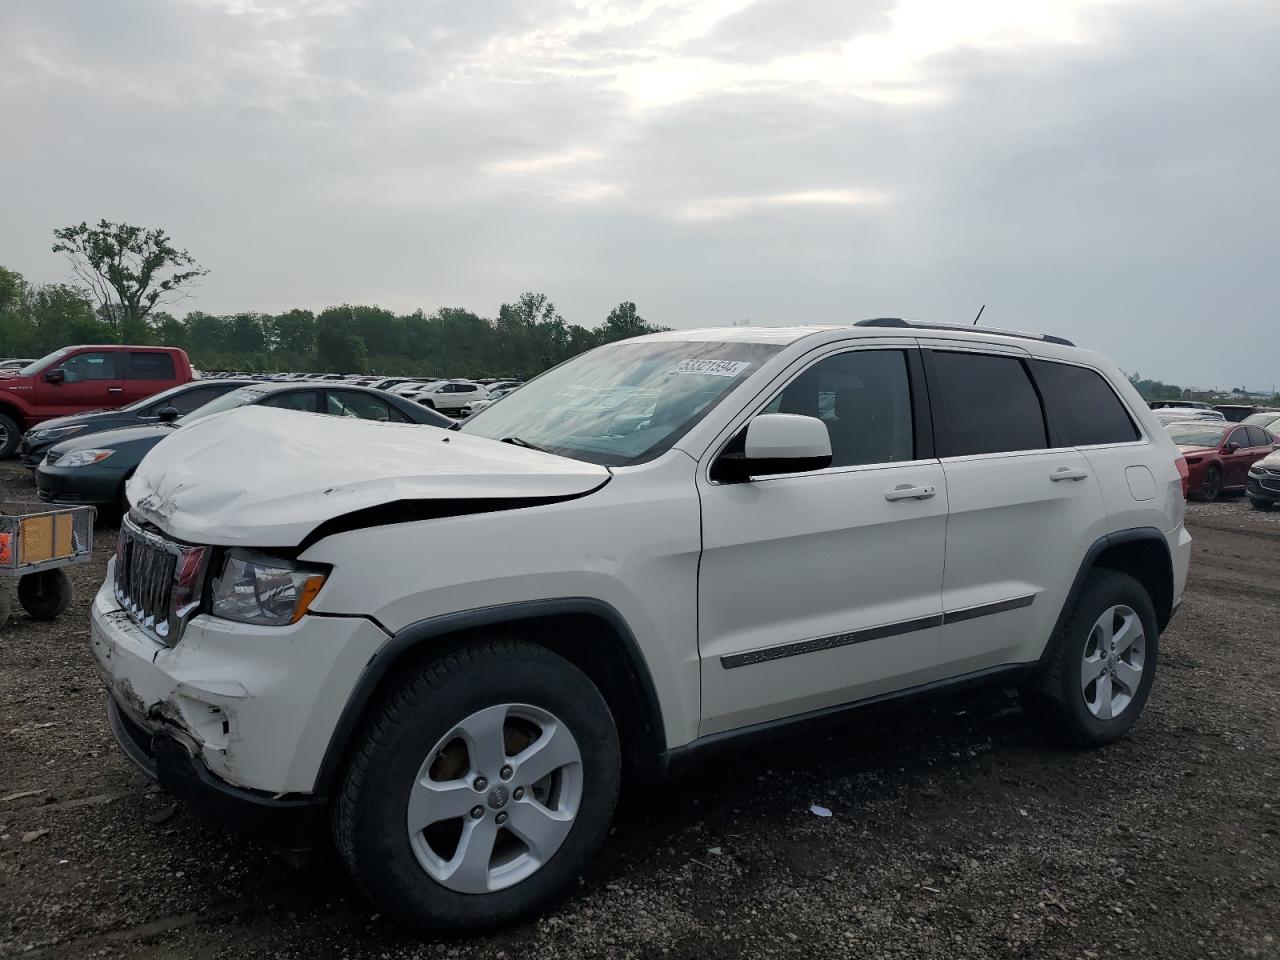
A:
[210,549,328,626]
[33,424,87,442]
[57,448,114,467]
[1250,465,1265,477]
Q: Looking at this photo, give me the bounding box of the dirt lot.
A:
[2,459,1278,960]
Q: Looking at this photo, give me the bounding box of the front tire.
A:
[0,412,21,459]
[1250,497,1273,511]
[333,640,621,935]
[1195,465,1223,502]
[1023,570,1159,747]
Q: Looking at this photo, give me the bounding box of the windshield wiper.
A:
[500,436,552,453]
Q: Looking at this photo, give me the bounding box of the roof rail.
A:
[854,317,1075,348]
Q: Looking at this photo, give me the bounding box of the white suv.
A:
[92,319,1191,934]
[407,379,488,413]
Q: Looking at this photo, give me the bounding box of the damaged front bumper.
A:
[90,563,391,818]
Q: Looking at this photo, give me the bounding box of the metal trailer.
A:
[0,501,95,626]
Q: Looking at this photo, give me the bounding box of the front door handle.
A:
[885,484,937,501]
[1050,467,1089,482]
[108,387,124,393]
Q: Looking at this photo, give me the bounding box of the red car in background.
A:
[1165,420,1279,501]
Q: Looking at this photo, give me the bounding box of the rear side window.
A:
[1029,360,1140,446]
[129,351,176,380]
[929,351,1048,457]
[1247,425,1272,447]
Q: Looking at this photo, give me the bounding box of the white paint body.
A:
[91,324,1192,796]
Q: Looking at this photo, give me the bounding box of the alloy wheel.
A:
[1080,604,1146,721]
[406,703,583,894]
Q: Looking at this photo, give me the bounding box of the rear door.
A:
[923,345,1106,675]
[123,351,178,405]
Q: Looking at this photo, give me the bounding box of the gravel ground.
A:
[2,459,1278,959]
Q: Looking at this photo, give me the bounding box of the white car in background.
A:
[1152,407,1225,425]
[463,384,520,416]
[404,379,488,413]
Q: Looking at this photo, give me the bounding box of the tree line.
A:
[1,220,662,378]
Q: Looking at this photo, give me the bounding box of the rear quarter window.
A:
[1028,360,1141,446]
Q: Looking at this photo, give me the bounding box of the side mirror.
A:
[1225,441,1240,453]
[715,414,833,482]
[157,406,180,423]
[45,368,65,384]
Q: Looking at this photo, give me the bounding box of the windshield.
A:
[177,388,262,423]
[1166,423,1229,446]
[19,348,71,376]
[461,339,781,466]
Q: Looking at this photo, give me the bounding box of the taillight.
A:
[1175,456,1190,498]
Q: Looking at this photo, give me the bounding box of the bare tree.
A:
[52,220,208,338]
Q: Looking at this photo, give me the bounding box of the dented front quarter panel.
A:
[91,567,391,794]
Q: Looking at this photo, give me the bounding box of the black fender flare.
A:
[1038,526,1175,670]
[311,597,665,796]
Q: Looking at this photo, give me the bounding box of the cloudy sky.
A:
[1,0,1276,389]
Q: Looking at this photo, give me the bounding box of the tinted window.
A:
[1245,426,1269,448]
[60,351,118,382]
[1227,428,1249,449]
[457,384,477,393]
[326,390,405,421]
[1029,360,1140,446]
[263,390,319,413]
[930,351,1047,457]
[129,352,176,380]
[763,350,914,467]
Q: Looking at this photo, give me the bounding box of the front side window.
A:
[164,385,229,415]
[179,388,265,422]
[1029,360,1140,446]
[1228,428,1250,449]
[326,390,405,421]
[61,351,118,382]
[760,349,915,467]
[262,390,320,413]
[463,340,781,466]
[930,351,1048,457]
[129,351,176,380]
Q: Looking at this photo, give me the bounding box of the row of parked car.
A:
[1157,402,1280,508]
[201,371,524,416]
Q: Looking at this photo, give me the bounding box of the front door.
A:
[697,345,948,736]
[34,349,125,416]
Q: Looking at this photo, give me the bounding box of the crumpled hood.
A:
[126,406,610,546]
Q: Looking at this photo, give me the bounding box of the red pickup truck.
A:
[0,345,195,458]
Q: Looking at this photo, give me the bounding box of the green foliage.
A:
[51,220,208,332]
[2,264,666,378]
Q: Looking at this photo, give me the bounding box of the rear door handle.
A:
[885,484,937,501]
[1050,467,1089,482]
[108,387,124,393]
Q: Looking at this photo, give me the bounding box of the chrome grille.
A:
[113,517,207,645]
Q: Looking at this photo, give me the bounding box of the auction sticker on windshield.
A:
[670,359,752,377]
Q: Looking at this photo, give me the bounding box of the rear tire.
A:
[1022,570,1159,747]
[333,640,621,935]
[0,412,21,459]
[17,569,73,621]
